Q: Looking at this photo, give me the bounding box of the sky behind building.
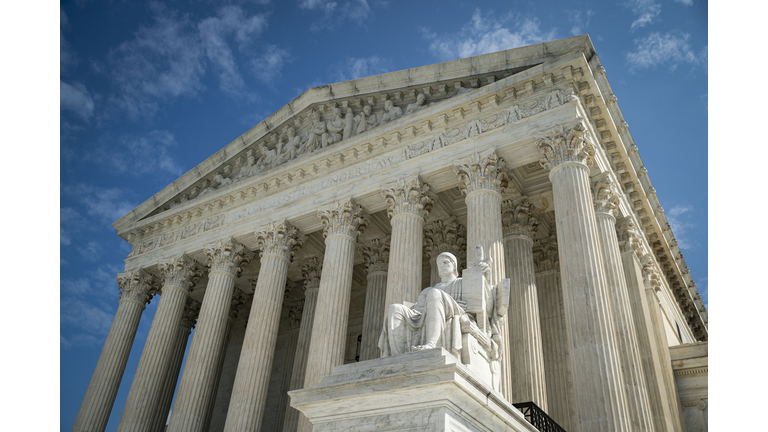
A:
[54,1,709,430]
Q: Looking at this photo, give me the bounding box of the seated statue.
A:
[378,247,509,389]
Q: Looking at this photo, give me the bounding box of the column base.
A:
[288,348,537,432]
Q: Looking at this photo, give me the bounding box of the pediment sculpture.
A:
[379,246,509,390]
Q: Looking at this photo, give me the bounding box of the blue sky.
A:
[18,0,718,430]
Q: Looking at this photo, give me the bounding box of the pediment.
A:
[113,35,597,235]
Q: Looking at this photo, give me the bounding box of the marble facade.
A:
[73,35,708,432]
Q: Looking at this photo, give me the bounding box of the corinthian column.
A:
[151,298,201,432]
[617,219,679,432]
[282,257,322,432]
[501,198,547,410]
[297,199,367,432]
[224,221,305,432]
[453,148,512,401]
[167,239,250,432]
[592,177,655,431]
[73,269,155,432]
[360,237,389,361]
[381,175,432,306]
[118,255,202,432]
[535,120,630,431]
[424,217,467,286]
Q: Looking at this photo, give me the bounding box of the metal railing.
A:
[512,401,566,432]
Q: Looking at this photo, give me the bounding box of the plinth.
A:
[288,348,538,431]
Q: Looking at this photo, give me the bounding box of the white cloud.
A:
[91,130,184,178]
[626,32,700,71]
[60,81,95,121]
[666,204,696,249]
[330,56,392,82]
[62,278,91,296]
[61,297,115,337]
[63,184,137,224]
[78,241,103,262]
[422,10,557,61]
[299,0,372,30]
[565,10,595,36]
[253,45,292,83]
[674,0,693,5]
[61,7,77,71]
[625,0,662,30]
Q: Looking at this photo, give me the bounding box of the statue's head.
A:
[436,252,459,278]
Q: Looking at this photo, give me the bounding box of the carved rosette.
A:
[501,198,539,239]
[381,175,433,220]
[617,219,645,256]
[301,256,323,292]
[158,254,202,292]
[592,176,619,216]
[204,238,250,276]
[117,268,156,305]
[361,236,390,273]
[424,216,467,265]
[228,289,248,320]
[318,198,368,240]
[535,120,596,170]
[254,220,306,262]
[532,236,559,272]
[453,148,511,195]
[180,298,202,329]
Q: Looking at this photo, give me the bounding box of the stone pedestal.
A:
[289,349,537,432]
[73,269,155,432]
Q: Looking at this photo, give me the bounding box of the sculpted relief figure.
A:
[378,99,403,125]
[405,93,427,115]
[379,246,509,392]
[325,107,345,146]
[304,110,326,151]
[234,150,259,182]
[279,127,302,163]
[198,173,231,198]
[354,104,376,135]
[256,143,279,171]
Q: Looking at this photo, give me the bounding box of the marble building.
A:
[72,35,708,432]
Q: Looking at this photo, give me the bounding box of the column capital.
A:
[501,198,539,239]
[452,148,511,196]
[424,216,467,265]
[287,299,304,329]
[616,218,646,256]
[361,236,390,273]
[228,289,248,321]
[592,175,619,216]
[158,254,203,292]
[254,220,306,262]
[180,298,202,330]
[641,256,663,292]
[117,268,157,305]
[301,256,323,292]
[381,175,433,219]
[535,119,595,171]
[318,198,369,240]
[532,236,559,273]
[204,238,251,276]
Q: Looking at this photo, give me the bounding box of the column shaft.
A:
[595,211,655,431]
[73,270,153,432]
[620,251,677,432]
[536,269,573,431]
[504,234,547,409]
[168,239,247,432]
[208,315,248,432]
[224,255,294,431]
[273,326,300,432]
[550,162,630,431]
[282,283,319,432]
[150,315,193,432]
[384,213,424,305]
[360,270,387,360]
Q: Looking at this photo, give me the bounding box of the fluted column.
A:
[382,175,432,306]
[501,198,547,410]
[360,237,389,361]
[273,303,301,432]
[617,219,678,432]
[117,256,201,432]
[224,221,306,432]
[642,256,686,432]
[297,199,367,432]
[424,217,467,286]
[282,257,322,432]
[534,237,574,431]
[453,148,512,401]
[151,298,201,432]
[535,121,630,431]
[73,269,155,432]
[167,238,251,432]
[592,177,655,431]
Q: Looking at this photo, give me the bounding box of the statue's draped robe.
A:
[378,279,465,357]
